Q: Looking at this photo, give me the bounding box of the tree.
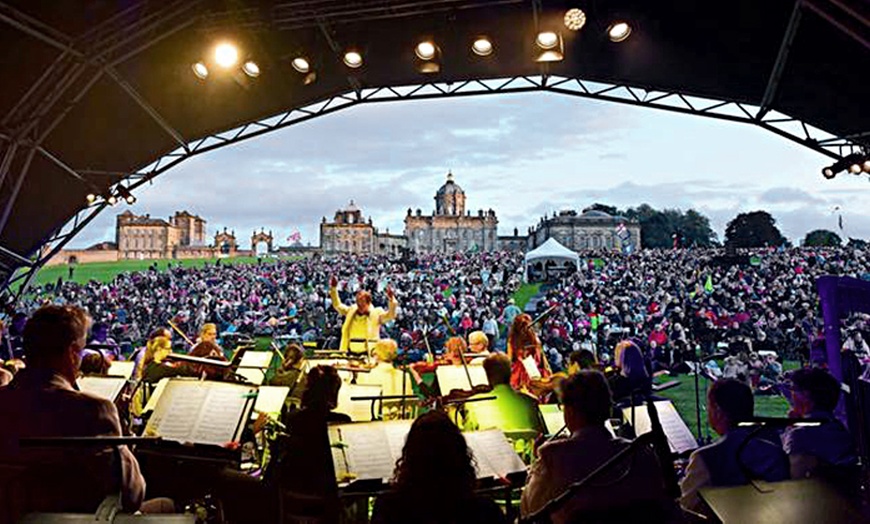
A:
[622,204,718,248]
[584,203,620,216]
[725,211,787,248]
[803,229,842,247]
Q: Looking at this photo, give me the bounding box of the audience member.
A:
[521,371,671,523]
[372,410,507,524]
[680,378,789,513]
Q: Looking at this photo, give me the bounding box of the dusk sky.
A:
[68,91,870,249]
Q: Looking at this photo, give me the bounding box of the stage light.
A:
[564,8,587,31]
[86,193,96,204]
[192,62,209,79]
[864,159,870,173]
[536,31,559,49]
[849,162,862,174]
[291,57,310,73]
[343,50,363,68]
[472,37,493,56]
[303,71,317,85]
[107,195,118,206]
[822,167,836,179]
[415,41,437,60]
[214,42,239,68]
[608,22,632,42]
[534,31,564,62]
[242,60,260,77]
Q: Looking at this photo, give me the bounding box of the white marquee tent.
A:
[524,238,580,282]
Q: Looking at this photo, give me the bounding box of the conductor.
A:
[329,275,397,357]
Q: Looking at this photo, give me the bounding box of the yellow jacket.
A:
[330,286,397,353]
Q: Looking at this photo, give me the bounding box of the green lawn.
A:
[29,256,270,286]
[512,283,541,310]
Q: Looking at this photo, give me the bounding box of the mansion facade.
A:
[319,173,641,255]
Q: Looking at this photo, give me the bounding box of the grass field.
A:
[30,256,270,286]
[512,283,542,310]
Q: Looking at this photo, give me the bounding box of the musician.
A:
[197,323,219,346]
[140,336,185,384]
[608,340,652,403]
[269,342,307,407]
[356,339,413,420]
[188,340,229,380]
[521,371,671,523]
[679,378,789,514]
[329,275,397,357]
[467,330,491,363]
[567,349,597,375]
[372,410,507,524]
[507,313,549,391]
[460,353,545,434]
[0,305,146,513]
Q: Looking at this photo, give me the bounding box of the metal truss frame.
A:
[6,72,869,302]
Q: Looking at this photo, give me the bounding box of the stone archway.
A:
[214,228,237,256]
[251,229,274,254]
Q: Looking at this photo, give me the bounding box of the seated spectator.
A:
[521,371,672,524]
[680,378,789,513]
[0,305,146,514]
[372,410,507,524]
[783,368,857,483]
[460,353,545,434]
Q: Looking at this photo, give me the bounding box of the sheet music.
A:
[337,383,382,421]
[77,376,127,402]
[236,367,266,385]
[521,356,542,379]
[252,385,290,420]
[306,358,354,382]
[623,400,697,454]
[108,360,135,379]
[143,377,171,412]
[328,422,525,484]
[239,351,274,369]
[464,429,527,479]
[145,379,255,446]
[435,365,488,394]
[539,404,564,436]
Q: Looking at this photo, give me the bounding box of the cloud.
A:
[759,187,824,205]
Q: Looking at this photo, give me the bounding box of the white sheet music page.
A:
[464,429,527,479]
[252,386,290,420]
[77,376,127,402]
[436,365,488,394]
[622,401,697,454]
[329,421,412,482]
[239,351,273,369]
[337,383,382,422]
[521,356,542,379]
[108,360,135,379]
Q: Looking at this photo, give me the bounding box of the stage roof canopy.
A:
[0,0,868,288]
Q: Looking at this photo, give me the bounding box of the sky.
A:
[68,91,870,249]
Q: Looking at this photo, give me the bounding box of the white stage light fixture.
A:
[192,62,209,79]
[214,42,239,68]
[242,61,260,77]
[292,57,310,73]
[86,193,96,204]
[107,195,118,206]
[472,37,493,56]
[863,159,870,173]
[822,167,836,179]
[536,31,559,49]
[343,50,363,68]
[608,22,632,42]
[849,163,862,174]
[564,8,587,31]
[415,41,437,60]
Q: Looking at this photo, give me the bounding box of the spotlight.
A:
[303,71,317,85]
[608,22,632,42]
[214,42,239,68]
[343,50,363,68]
[86,193,96,204]
[864,159,870,173]
[242,60,260,77]
[822,167,836,180]
[849,162,862,174]
[415,41,436,60]
[107,195,118,206]
[564,8,587,31]
[536,31,560,49]
[191,62,209,79]
[291,57,310,73]
[472,37,493,57]
[116,186,136,205]
[534,31,564,62]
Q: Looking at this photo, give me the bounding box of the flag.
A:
[287,230,302,243]
[704,274,714,294]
